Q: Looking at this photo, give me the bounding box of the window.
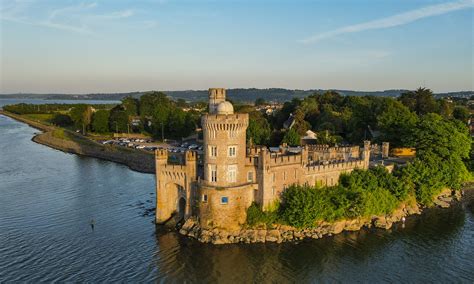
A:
[209,165,217,182]
[273,173,276,182]
[227,165,237,183]
[221,196,229,204]
[202,194,208,202]
[283,171,287,180]
[228,146,236,157]
[209,146,217,158]
[272,186,275,196]
[247,171,253,182]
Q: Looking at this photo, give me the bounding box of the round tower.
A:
[201,93,249,188]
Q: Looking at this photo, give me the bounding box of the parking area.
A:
[100,138,203,154]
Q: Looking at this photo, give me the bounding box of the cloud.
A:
[300,0,474,44]
[1,1,140,35]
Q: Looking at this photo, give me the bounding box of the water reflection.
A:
[152,201,472,283]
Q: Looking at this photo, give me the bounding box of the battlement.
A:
[185,150,197,161]
[202,113,249,123]
[306,159,365,174]
[209,88,226,99]
[155,149,168,160]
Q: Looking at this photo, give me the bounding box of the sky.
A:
[0,0,473,94]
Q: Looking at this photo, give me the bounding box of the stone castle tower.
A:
[201,88,249,187]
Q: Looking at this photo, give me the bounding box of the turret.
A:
[208,88,226,114]
[363,140,371,167]
[382,142,390,159]
[202,93,249,187]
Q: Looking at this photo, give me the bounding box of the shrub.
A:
[246,202,279,226]
[51,113,73,127]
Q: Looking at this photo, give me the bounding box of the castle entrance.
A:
[178,197,186,221]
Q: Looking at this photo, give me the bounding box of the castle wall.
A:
[198,183,255,231]
[155,149,197,224]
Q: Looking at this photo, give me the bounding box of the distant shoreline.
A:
[0,110,155,174]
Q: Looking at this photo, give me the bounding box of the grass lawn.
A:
[23,114,54,124]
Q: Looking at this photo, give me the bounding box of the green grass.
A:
[51,129,70,140]
[23,114,54,124]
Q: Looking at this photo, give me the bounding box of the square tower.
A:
[208,88,226,114]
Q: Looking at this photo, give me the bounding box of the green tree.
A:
[109,105,129,133]
[51,113,73,127]
[247,111,271,146]
[69,104,92,134]
[282,128,300,146]
[92,110,110,133]
[399,87,438,115]
[122,97,139,116]
[452,106,470,123]
[377,100,418,147]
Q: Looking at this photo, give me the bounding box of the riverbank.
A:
[178,187,470,244]
[0,110,155,174]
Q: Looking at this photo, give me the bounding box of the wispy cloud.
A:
[1,1,146,35]
[300,0,474,44]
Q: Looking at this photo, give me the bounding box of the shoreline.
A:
[0,110,155,174]
[178,187,472,245]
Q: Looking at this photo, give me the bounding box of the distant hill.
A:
[2,89,472,103]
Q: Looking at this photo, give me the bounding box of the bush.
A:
[279,167,410,228]
[51,113,73,127]
[246,202,279,226]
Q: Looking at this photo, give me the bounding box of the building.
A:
[155,88,372,230]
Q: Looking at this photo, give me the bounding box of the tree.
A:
[255,98,266,106]
[247,111,271,146]
[69,104,92,134]
[109,105,129,133]
[377,100,417,147]
[282,128,300,146]
[411,113,470,161]
[399,87,437,115]
[452,106,470,123]
[139,91,169,118]
[92,110,110,133]
[122,97,139,116]
[51,113,73,127]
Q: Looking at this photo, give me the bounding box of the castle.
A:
[155,88,375,230]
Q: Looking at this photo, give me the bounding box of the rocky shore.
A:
[0,110,155,174]
[178,188,464,245]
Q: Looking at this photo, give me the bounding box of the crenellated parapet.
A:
[305,160,366,174]
[201,113,249,135]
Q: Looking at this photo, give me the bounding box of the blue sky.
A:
[0,0,473,93]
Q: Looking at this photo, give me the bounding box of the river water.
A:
[0,104,473,282]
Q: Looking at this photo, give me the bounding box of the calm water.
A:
[0,98,120,107]
[0,114,473,282]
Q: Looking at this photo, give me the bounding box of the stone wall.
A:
[198,183,255,231]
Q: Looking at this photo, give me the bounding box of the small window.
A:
[209,164,217,182]
[209,146,217,157]
[272,186,275,196]
[284,171,287,180]
[227,165,237,183]
[273,173,276,182]
[228,146,236,157]
[221,196,229,204]
[202,194,208,202]
[247,171,253,182]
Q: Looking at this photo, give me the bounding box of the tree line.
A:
[244,87,471,147]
